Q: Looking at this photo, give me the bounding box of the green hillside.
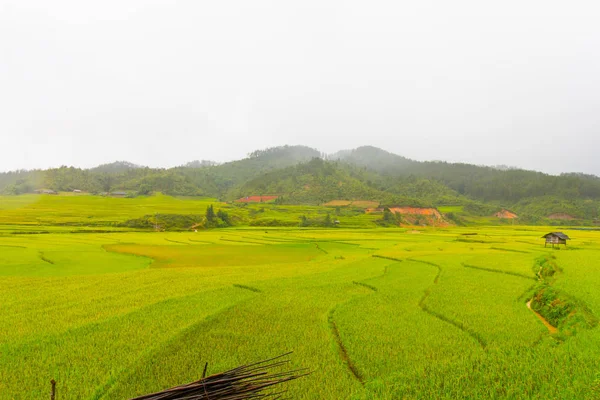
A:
[330,145,416,172]
[2,145,600,225]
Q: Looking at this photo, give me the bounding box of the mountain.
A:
[332,148,600,213]
[228,158,444,207]
[2,144,600,224]
[175,145,322,196]
[182,160,219,168]
[90,161,144,173]
[218,145,322,180]
[227,158,382,203]
[331,146,415,172]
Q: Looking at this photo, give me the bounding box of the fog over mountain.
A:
[1,1,599,174]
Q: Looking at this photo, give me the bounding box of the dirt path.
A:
[526,300,558,334]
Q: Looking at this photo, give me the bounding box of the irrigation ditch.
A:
[463,254,598,337]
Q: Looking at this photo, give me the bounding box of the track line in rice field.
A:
[328,307,364,385]
[463,260,561,336]
[328,241,361,247]
[411,259,488,349]
[187,238,215,244]
[328,262,395,384]
[462,263,536,280]
[91,297,253,400]
[313,242,328,254]
[258,236,306,242]
[38,251,54,264]
[233,284,262,293]
[219,237,265,245]
[352,281,377,292]
[490,247,531,254]
[241,236,287,244]
[351,261,396,293]
[371,254,403,262]
[516,240,540,246]
[164,238,190,245]
[97,235,123,243]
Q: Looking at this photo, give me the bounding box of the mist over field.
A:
[2,1,600,174]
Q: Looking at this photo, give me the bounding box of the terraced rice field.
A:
[323,200,380,208]
[1,226,600,399]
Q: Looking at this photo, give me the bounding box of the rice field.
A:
[0,193,219,226]
[1,197,600,399]
[322,200,380,208]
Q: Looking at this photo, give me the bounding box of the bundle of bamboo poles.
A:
[129,353,308,400]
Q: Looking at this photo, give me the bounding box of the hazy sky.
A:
[1,1,599,175]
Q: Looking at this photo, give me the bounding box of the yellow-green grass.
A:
[244,203,380,229]
[323,200,353,207]
[0,194,386,231]
[349,200,380,208]
[1,227,599,399]
[437,205,465,214]
[0,193,221,226]
[322,200,380,208]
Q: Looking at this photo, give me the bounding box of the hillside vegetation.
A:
[2,145,600,224]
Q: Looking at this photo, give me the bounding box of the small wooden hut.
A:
[542,232,570,247]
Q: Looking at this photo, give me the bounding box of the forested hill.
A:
[2,145,600,223]
[331,145,416,172]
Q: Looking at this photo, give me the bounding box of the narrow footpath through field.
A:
[526,300,557,334]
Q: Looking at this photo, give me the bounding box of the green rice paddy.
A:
[1,195,599,399]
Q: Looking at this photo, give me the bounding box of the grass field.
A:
[1,195,600,399]
[0,194,383,231]
[323,200,380,208]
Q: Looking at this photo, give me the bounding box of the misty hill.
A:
[2,144,600,224]
[90,161,144,173]
[228,158,456,208]
[174,145,323,196]
[331,148,600,218]
[216,145,322,181]
[331,146,415,172]
[182,160,219,168]
[0,146,321,197]
[227,158,384,204]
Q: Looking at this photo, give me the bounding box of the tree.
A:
[206,205,217,224]
[98,174,113,193]
[382,208,397,224]
[299,215,308,227]
[138,183,152,196]
[376,208,399,227]
[217,209,231,226]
